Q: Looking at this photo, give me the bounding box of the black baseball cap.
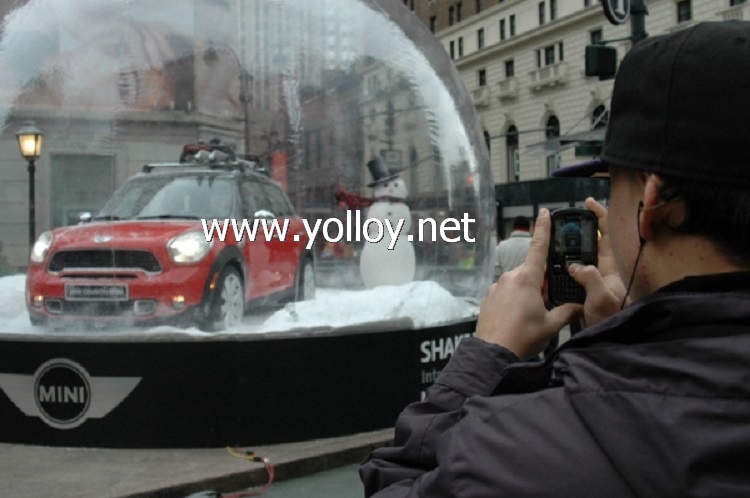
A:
[553,21,750,187]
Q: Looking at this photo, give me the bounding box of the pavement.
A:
[0,428,393,498]
[251,464,363,498]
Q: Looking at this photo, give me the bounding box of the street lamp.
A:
[16,120,43,253]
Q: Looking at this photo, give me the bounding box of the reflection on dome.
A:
[0,0,493,334]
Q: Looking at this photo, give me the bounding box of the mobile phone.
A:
[547,208,598,306]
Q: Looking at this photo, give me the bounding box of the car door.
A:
[238,179,274,299]
[264,182,305,291]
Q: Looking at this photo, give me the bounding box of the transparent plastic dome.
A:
[0,0,494,335]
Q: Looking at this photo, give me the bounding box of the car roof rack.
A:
[142,139,270,176]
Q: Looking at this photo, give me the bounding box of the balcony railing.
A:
[472,86,491,107]
[529,62,567,91]
[496,78,518,100]
[721,3,749,21]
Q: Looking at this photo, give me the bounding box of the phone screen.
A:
[550,213,597,267]
[548,209,598,305]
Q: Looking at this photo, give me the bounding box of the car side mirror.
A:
[78,212,92,224]
[253,209,275,219]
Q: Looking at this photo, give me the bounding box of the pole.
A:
[240,72,251,156]
[237,0,251,157]
[630,0,648,43]
[28,159,36,252]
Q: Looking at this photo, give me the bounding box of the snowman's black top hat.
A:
[366,158,400,187]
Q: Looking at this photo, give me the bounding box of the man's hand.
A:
[567,198,626,328]
[476,208,581,360]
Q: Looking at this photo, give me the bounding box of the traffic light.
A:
[585,44,617,80]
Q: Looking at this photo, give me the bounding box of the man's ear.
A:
[639,174,681,241]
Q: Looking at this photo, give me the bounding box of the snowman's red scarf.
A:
[372,195,406,204]
[334,188,406,210]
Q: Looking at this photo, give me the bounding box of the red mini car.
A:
[26,148,315,331]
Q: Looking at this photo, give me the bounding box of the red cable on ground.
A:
[223,448,275,497]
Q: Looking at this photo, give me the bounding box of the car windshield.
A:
[95,175,236,221]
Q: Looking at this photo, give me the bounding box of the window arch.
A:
[592,104,608,129]
[506,125,519,182]
[545,115,560,139]
[546,115,561,175]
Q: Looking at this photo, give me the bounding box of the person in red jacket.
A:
[360,22,750,497]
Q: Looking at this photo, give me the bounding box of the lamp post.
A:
[16,120,43,253]
[203,44,252,156]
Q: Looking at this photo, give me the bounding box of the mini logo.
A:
[93,235,113,243]
[0,359,141,430]
[35,359,91,428]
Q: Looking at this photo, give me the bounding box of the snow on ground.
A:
[259,280,474,333]
[0,274,34,333]
[0,275,478,336]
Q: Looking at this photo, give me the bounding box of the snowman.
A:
[359,158,416,288]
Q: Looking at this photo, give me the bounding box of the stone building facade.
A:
[405,0,749,231]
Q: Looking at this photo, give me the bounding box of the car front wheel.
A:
[202,267,244,331]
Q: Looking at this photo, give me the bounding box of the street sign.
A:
[601,0,630,25]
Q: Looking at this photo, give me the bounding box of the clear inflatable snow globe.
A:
[0,0,494,336]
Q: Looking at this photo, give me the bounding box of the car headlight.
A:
[30,231,52,263]
[168,231,212,263]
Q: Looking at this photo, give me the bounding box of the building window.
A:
[590,28,603,44]
[478,68,487,86]
[592,104,609,128]
[499,19,506,40]
[51,154,115,229]
[477,0,485,12]
[550,0,558,20]
[677,0,692,22]
[539,2,546,24]
[510,14,516,36]
[546,115,561,175]
[484,130,491,153]
[449,6,455,26]
[731,0,747,6]
[457,2,463,22]
[544,45,555,65]
[538,42,563,67]
[430,16,437,33]
[410,0,415,10]
[449,40,455,59]
[477,28,485,49]
[584,0,592,6]
[506,126,519,182]
[505,59,515,78]
[458,36,464,57]
[409,146,419,188]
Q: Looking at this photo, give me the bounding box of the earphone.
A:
[623,202,647,309]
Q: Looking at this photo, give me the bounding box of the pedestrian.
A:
[494,215,531,278]
[360,21,750,497]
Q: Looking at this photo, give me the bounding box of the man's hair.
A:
[512,216,530,231]
[658,176,750,266]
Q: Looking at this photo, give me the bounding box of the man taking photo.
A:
[360,21,750,497]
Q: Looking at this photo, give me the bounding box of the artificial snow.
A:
[259,280,471,333]
[0,274,477,337]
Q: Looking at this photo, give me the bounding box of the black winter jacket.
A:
[360,273,750,497]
